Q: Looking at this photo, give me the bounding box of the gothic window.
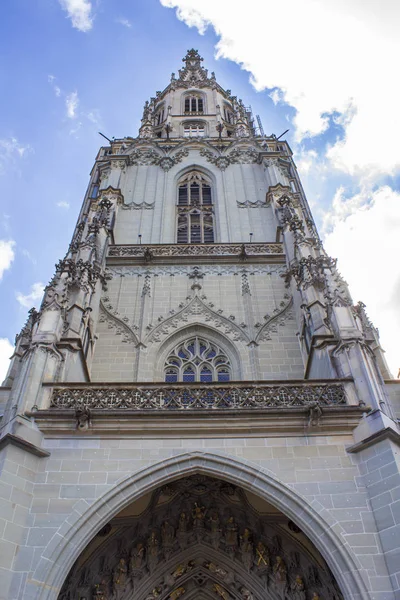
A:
[164,337,231,382]
[177,172,214,244]
[183,122,205,137]
[154,105,165,126]
[184,94,204,114]
[223,104,234,124]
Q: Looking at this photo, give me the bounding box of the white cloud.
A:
[324,185,400,376]
[16,282,45,309]
[0,137,32,174]
[116,17,132,28]
[0,240,15,280]
[56,201,70,209]
[59,0,93,32]
[48,74,61,97]
[66,91,79,119]
[160,0,400,176]
[0,338,13,385]
[21,249,37,265]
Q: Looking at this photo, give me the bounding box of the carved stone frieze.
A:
[237,201,268,208]
[50,382,347,410]
[108,242,284,259]
[121,201,155,210]
[58,475,344,600]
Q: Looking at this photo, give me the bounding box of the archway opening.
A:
[58,475,343,600]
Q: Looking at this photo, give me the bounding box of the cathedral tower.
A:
[1,50,399,600]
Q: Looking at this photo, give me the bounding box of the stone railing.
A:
[48,381,350,411]
[108,242,284,261]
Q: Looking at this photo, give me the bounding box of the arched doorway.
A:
[59,474,342,600]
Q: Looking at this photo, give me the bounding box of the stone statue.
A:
[93,580,108,600]
[169,587,185,600]
[225,516,238,551]
[145,587,162,600]
[240,588,253,600]
[112,558,128,590]
[178,511,188,533]
[209,511,221,548]
[240,528,253,571]
[130,542,145,570]
[274,556,287,581]
[161,520,175,548]
[205,562,228,578]
[291,575,306,600]
[147,530,159,570]
[254,541,269,568]
[213,583,230,600]
[192,502,206,527]
[308,401,323,427]
[209,511,220,533]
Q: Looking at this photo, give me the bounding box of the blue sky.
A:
[1,0,399,378]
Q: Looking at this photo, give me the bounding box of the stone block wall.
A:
[90,266,304,382]
[0,434,397,599]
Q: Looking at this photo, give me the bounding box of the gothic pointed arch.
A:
[33,453,368,600]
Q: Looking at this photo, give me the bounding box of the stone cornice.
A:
[26,405,365,437]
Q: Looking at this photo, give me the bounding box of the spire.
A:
[178,48,210,85]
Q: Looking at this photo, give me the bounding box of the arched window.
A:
[183,122,205,137]
[154,105,165,126]
[177,172,214,244]
[164,337,231,382]
[184,94,204,114]
[223,104,234,124]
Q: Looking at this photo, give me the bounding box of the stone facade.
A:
[0,50,400,600]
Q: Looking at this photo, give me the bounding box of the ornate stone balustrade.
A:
[107,242,284,262]
[48,381,349,411]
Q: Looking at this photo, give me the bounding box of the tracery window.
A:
[164,337,231,383]
[177,172,214,243]
[184,94,204,114]
[183,122,205,137]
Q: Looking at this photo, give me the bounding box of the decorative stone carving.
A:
[129,148,189,170]
[307,402,323,427]
[237,200,268,208]
[50,382,348,410]
[99,300,140,346]
[199,147,261,170]
[241,272,251,295]
[75,406,90,430]
[255,296,294,343]
[58,475,344,600]
[290,575,306,600]
[145,295,250,344]
[108,242,284,259]
[285,256,337,291]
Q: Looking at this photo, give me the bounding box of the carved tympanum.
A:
[59,475,343,600]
